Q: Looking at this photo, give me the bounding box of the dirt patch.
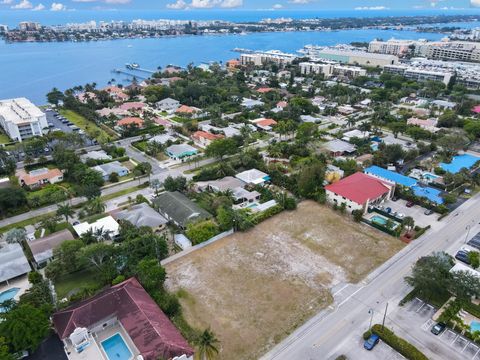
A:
[165,201,404,359]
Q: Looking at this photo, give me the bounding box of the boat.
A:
[125,63,140,70]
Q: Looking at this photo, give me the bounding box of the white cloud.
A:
[166,0,242,9]
[50,2,66,10]
[1,0,13,4]
[166,0,186,8]
[288,0,311,3]
[32,3,45,10]
[104,0,130,4]
[472,0,480,7]
[354,6,388,10]
[11,0,33,9]
[272,3,283,8]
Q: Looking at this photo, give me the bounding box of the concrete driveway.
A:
[381,199,440,229]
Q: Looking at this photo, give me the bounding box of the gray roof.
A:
[148,134,175,145]
[195,176,246,192]
[0,242,31,282]
[80,150,112,162]
[152,191,212,228]
[113,203,168,228]
[28,229,75,265]
[324,139,356,154]
[93,161,129,176]
[166,144,198,156]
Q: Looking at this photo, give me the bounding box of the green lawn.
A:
[100,183,148,202]
[170,116,192,124]
[55,268,102,299]
[0,212,57,234]
[59,109,116,143]
[0,133,11,144]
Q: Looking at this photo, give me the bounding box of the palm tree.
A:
[402,216,415,235]
[57,203,74,222]
[85,197,106,215]
[195,328,219,360]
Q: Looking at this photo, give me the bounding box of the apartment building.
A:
[240,50,296,66]
[0,98,48,142]
[299,62,366,78]
[384,65,453,85]
[302,46,399,67]
[368,39,417,56]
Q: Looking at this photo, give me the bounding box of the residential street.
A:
[261,193,480,360]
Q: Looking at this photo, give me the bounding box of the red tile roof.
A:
[192,130,224,141]
[117,117,144,127]
[119,102,146,111]
[254,118,277,127]
[257,87,274,93]
[176,105,200,114]
[52,277,193,360]
[325,172,391,205]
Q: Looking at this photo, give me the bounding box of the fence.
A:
[161,228,234,266]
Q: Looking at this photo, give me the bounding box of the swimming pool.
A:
[422,173,438,181]
[471,321,480,333]
[101,333,132,360]
[0,288,20,312]
[440,154,480,174]
[371,215,388,226]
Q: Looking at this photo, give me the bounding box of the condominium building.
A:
[240,50,296,67]
[299,62,366,78]
[383,65,453,85]
[368,39,417,56]
[0,98,48,142]
[18,22,41,31]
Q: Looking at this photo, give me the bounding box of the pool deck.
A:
[63,322,140,360]
[0,275,30,302]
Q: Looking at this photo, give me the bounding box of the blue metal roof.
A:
[364,166,417,187]
[440,154,480,174]
[411,185,444,204]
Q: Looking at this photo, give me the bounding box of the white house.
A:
[156,98,181,113]
[73,216,120,239]
[0,98,48,142]
[235,169,270,186]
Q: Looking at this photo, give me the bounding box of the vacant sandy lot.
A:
[165,201,404,359]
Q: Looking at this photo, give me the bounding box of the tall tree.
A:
[194,328,220,360]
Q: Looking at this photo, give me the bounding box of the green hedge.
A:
[249,204,283,225]
[364,324,428,360]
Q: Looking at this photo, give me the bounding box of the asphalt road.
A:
[261,193,480,360]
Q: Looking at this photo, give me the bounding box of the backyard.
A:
[165,201,404,360]
[59,109,117,143]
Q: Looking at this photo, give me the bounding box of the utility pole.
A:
[368,308,374,331]
[382,302,389,331]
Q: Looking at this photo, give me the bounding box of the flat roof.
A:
[0,97,44,125]
[364,165,417,187]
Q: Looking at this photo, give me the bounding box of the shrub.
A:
[109,172,119,183]
[366,324,428,360]
[352,210,363,222]
[111,275,126,285]
[185,220,220,245]
[249,204,283,225]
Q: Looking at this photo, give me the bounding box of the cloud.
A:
[288,0,311,3]
[166,0,242,9]
[1,0,13,4]
[272,3,283,8]
[472,0,480,7]
[354,6,388,10]
[166,0,186,8]
[50,2,66,10]
[11,0,33,9]
[32,2,45,10]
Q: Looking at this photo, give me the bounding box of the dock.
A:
[112,69,147,80]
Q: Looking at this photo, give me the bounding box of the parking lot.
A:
[381,199,440,229]
[45,109,77,133]
[338,338,405,360]
[396,297,479,360]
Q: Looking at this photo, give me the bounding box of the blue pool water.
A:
[0,288,20,303]
[471,321,480,333]
[0,287,20,313]
[423,173,439,181]
[371,215,388,226]
[101,334,132,360]
[440,154,480,174]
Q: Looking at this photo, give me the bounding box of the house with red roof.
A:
[118,102,146,112]
[257,87,274,94]
[102,86,129,102]
[325,172,394,213]
[117,117,144,128]
[250,118,278,131]
[16,167,63,189]
[175,105,203,118]
[192,130,224,148]
[52,277,194,360]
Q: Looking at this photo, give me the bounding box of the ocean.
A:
[1,9,480,104]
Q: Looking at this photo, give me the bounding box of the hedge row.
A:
[249,204,284,225]
[364,324,428,360]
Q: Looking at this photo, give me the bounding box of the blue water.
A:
[423,173,439,181]
[101,333,132,360]
[0,28,449,104]
[440,154,480,174]
[0,287,20,312]
[471,321,480,333]
[411,185,444,204]
[371,215,388,226]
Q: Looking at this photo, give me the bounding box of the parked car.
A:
[364,334,380,350]
[397,213,405,219]
[392,197,399,202]
[424,209,434,216]
[385,207,392,214]
[431,322,446,335]
[406,201,415,208]
[455,250,471,265]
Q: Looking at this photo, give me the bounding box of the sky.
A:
[0,0,479,16]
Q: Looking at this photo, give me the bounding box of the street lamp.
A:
[465,225,472,244]
[368,308,374,331]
